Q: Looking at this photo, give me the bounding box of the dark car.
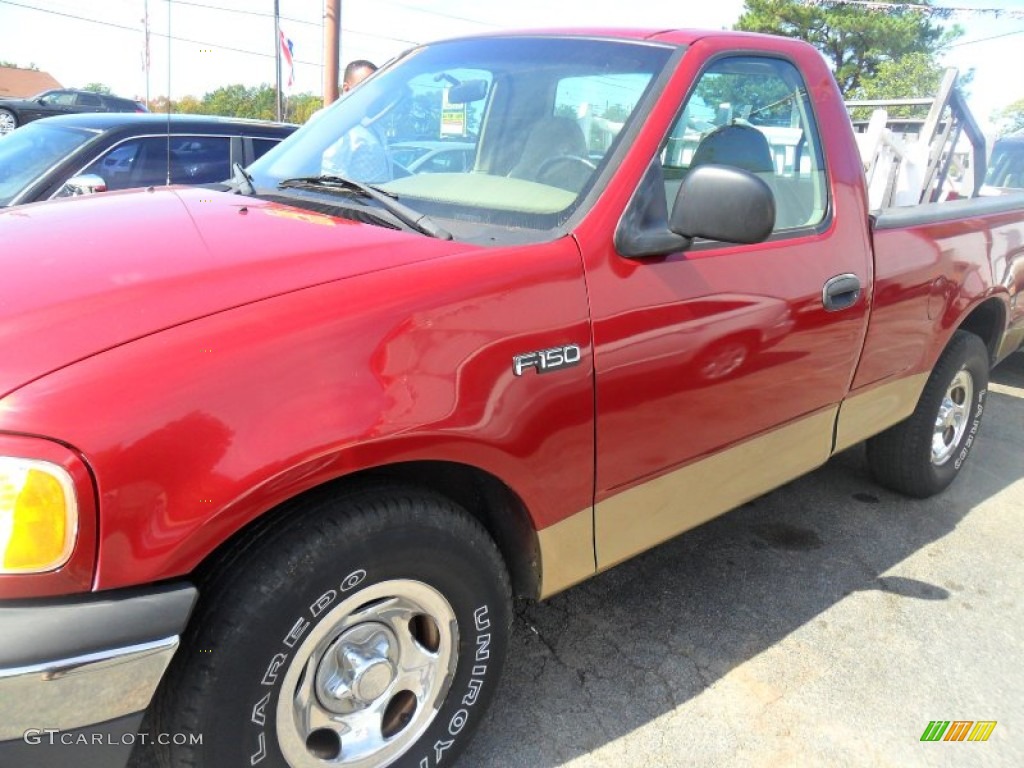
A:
[0,112,298,206]
[0,88,148,135]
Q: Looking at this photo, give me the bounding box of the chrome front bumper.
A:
[0,583,196,764]
[0,636,180,740]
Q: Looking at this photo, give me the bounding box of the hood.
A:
[0,187,470,397]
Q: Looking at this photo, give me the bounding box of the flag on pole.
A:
[279,28,295,88]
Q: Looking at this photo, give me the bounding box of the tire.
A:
[143,486,512,768]
[867,330,989,498]
[0,108,17,135]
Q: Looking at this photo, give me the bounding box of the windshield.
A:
[0,121,96,206]
[248,36,673,243]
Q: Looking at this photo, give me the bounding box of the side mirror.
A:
[669,165,775,244]
[63,174,108,196]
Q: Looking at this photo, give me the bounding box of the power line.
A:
[160,0,320,27]
[2,0,141,34]
[0,0,318,64]
[799,0,1024,18]
[369,0,503,28]
[161,0,420,45]
[0,0,418,63]
[949,28,1024,47]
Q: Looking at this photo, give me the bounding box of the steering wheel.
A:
[535,154,597,182]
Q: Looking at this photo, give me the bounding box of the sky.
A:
[0,0,1022,133]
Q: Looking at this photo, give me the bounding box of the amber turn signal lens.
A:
[0,458,78,573]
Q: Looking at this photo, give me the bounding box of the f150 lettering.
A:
[512,344,583,376]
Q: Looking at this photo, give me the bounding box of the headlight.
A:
[0,457,78,573]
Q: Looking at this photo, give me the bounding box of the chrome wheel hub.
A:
[931,368,973,466]
[316,623,399,714]
[277,579,458,767]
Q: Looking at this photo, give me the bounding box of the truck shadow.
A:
[463,352,1024,767]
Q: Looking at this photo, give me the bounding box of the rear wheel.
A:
[0,109,17,135]
[867,330,989,497]
[144,486,512,768]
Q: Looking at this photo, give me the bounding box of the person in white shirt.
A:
[320,60,391,182]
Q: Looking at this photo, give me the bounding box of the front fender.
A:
[0,239,594,591]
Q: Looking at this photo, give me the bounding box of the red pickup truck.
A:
[1,29,1022,768]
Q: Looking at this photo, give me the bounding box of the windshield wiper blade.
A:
[230,162,255,195]
[278,175,452,240]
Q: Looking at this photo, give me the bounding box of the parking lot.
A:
[464,352,1024,768]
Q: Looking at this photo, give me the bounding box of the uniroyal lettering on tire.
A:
[142,487,511,768]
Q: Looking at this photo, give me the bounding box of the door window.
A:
[252,138,280,161]
[78,136,232,189]
[662,56,828,233]
[75,92,102,107]
[43,91,77,106]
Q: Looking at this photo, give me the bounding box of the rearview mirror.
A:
[669,165,775,244]
[447,79,488,104]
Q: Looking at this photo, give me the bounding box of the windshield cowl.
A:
[278,174,453,240]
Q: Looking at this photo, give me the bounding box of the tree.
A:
[735,0,958,97]
[200,84,277,120]
[851,52,942,101]
[82,83,112,95]
[143,87,324,123]
[175,95,204,115]
[287,93,324,124]
[993,98,1024,136]
[0,60,39,70]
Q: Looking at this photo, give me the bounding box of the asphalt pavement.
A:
[462,352,1024,768]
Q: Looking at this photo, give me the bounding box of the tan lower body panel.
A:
[997,327,1024,362]
[537,507,596,599]
[833,372,928,453]
[536,372,930,598]
[594,406,837,572]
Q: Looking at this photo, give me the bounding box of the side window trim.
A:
[648,51,832,250]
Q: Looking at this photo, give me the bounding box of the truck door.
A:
[583,54,871,567]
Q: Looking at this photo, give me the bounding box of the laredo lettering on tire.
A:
[867,330,989,498]
[144,487,512,768]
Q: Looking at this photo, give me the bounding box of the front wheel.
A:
[867,330,989,498]
[145,487,512,768]
[0,108,18,135]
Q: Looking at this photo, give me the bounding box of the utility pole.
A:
[274,0,282,121]
[324,0,340,107]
